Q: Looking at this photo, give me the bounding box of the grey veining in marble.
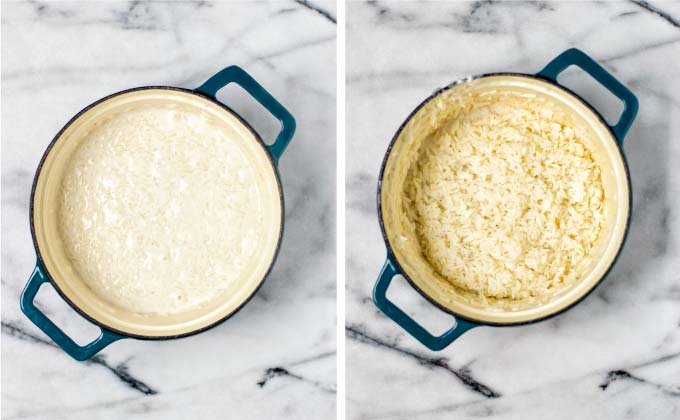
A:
[346,1,680,419]
[1,1,336,419]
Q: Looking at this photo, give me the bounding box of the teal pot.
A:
[21,66,295,360]
[374,49,638,351]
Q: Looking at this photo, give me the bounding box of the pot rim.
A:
[377,72,633,327]
[30,86,285,340]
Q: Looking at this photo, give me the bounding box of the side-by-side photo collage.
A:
[2,1,679,419]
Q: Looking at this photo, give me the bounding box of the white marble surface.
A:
[1,1,336,419]
[346,1,680,419]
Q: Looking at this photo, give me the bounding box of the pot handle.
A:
[536,48,638,144]
[20,262,124,361]
[195,66,296,164]
[373,255,477,351]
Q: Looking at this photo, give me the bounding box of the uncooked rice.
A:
[59,103,263,314]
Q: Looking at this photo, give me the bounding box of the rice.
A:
[403,90,605,299]
[59,103,263,314]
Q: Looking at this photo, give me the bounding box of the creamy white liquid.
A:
[59,103,263,314]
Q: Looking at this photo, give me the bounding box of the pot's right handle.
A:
[195,66,296,165]
[536,48,638,144]
[373,255,477,351]
[20,262,124,361]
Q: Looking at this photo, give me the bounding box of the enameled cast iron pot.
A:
[21,66,296,360]
[373,49,639,351]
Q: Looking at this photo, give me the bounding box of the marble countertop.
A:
[1,1,336,419]
[346,1,680,419]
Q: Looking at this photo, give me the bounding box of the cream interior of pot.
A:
[32,89,282,337]
[381,75,629,324]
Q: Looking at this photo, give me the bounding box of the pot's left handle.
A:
[195,66,296,165]
[20,262,124,361]
[373,255,477,351]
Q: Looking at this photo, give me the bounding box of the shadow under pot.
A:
[22,66,296,360]
[374,49,638,351]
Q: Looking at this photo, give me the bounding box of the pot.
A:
[21,66,296,360]
[373,49,638,351]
